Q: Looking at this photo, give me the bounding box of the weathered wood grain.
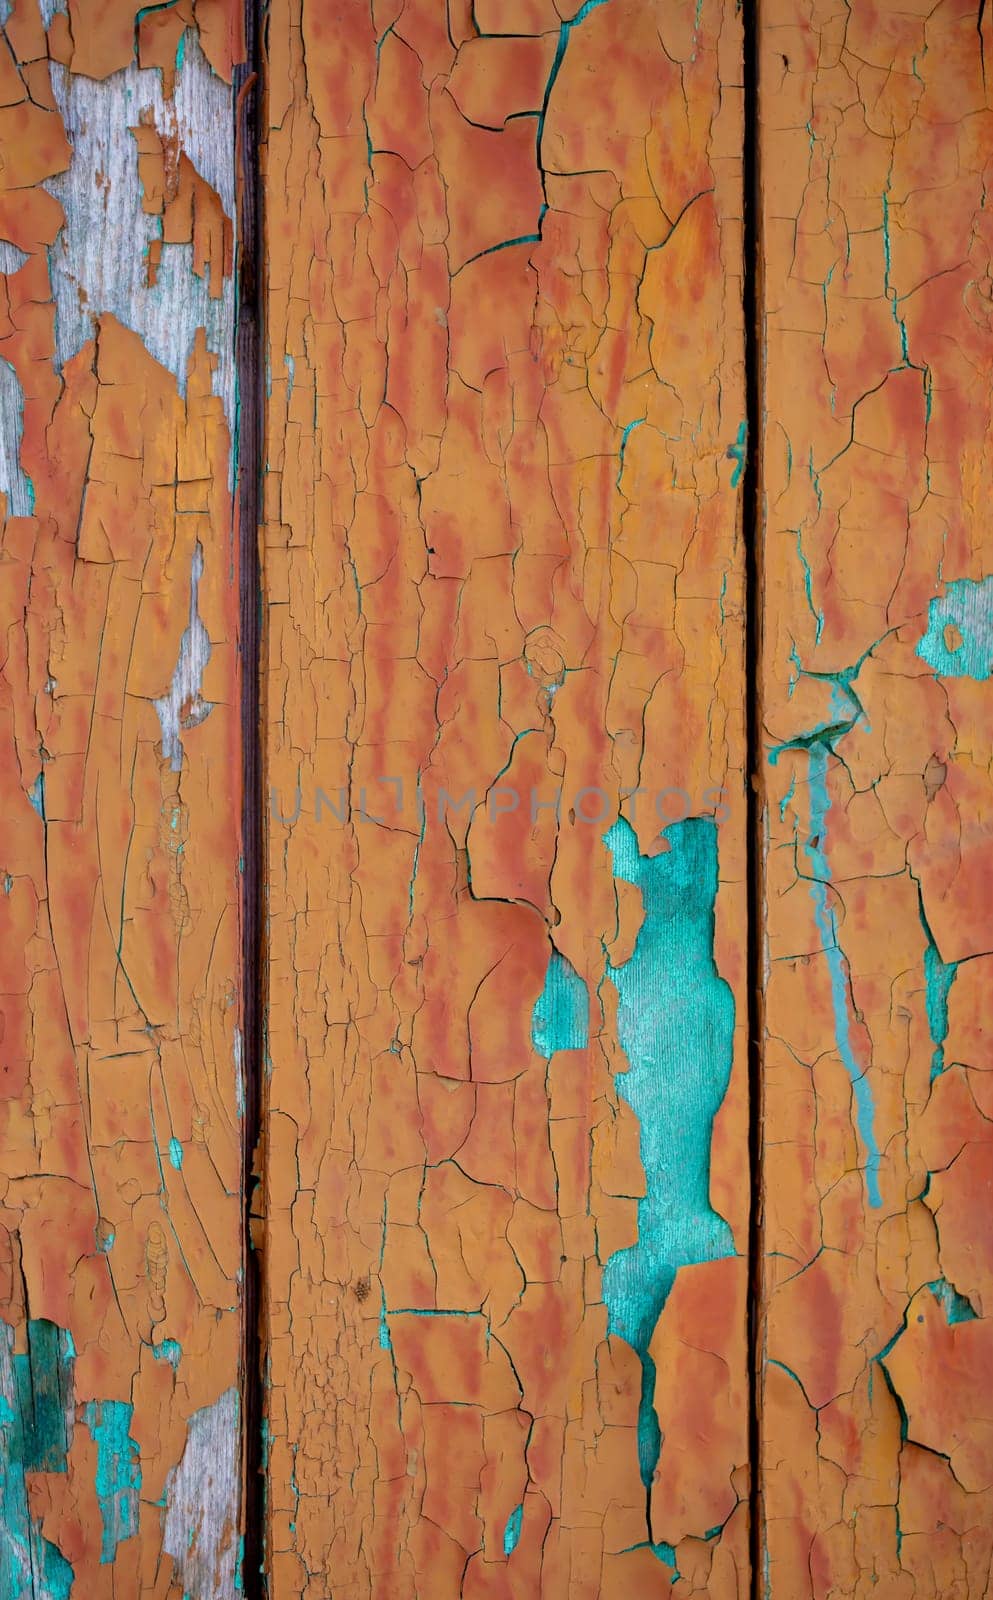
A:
[0,2,245,1593]
[260,0,750,1593]
[758,0,993,1592]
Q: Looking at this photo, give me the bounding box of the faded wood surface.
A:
[260,0,750,1594]
[0,2,245,1595]
[758,0,993,1593]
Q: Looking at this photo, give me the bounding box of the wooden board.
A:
[259,0,751,1593]
[0,3,246,1594]
[758,0,993,1591]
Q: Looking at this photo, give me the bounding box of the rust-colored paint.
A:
[758,0,993,1592]
[0,1,245,1594]
[259,0,749,1593]
[2,0,992,1595]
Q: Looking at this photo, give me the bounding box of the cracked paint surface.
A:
[759,0,993,1591]
[260,0,750,1592]
[0,0,245,1592]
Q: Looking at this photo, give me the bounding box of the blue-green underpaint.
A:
[503,1502,523,1556]
[916,575,993,680]
[794,529,824,644]
[28,772,45,821]
[152,1339,183,1370]
[802,727,882,1209]
[0,1320,75,1598]
[771,674,882,1208]
[929,1278,978,1324]
[83,1400,141,1564]
[13,1320,75,1473]
[617,417,645,489]
[531,948,589,1056]
[728,419,747,488]
[168,1136,184,1170]
[919,897,957,1080]
[601,817,735,1487]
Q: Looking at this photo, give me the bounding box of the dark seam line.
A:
[234,1,266,1593]
[742,1,765,1596]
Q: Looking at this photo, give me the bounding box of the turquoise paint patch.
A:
[916,575,993,680]
[919,899,957,1080]
[14,1320,75,1473]
[378,1302,392,1351]
[616,416,645,489]
[794,529,824,644]
[728,419,747,487]
[28,772,45,821]
[168,1136,184,1170]
[929,1278,978,1324]
[804,725,882,1209]
[601,817,735,1487]
[771,668,883,1209]
[0,1320,75,1598]
[503,1502,523,1556]
[83,1400,141,1564]
[531,948,589,1056]
[152,1339,182,1370]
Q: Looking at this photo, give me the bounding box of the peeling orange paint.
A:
[759,0,993,1592]
[259,0,749,1593]
[0,0,245,1592]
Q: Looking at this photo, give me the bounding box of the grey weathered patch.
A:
[45,34,236,438]
[154,541,214,770]
[0,359,33,517]
[0,241,29,275]
[163,1386,241,1599]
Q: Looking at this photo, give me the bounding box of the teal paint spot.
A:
[531,949,589,1056]
[616,416,645,489]
[168,1137,184,1170]
[235,1534,245,1592]
[728,419,747,487]
[601,817,735,1487]
[2,874,11,894]
[916,575,993,680]
[28,772,45,821]
[778,769,796,824]
[503,1502,523,1556]
[13,1320,75,1473]
[83,1400,141,1564]
[378,1302,391,1351]
[800,688,882,1208]
[152,1339,182,1370]
[97,1229,115,1254]
[929,1278,978,1324]
[175,26,186,68]
[0,1320,75,1598]
[794,528,824,643]
[919,898,957,1080]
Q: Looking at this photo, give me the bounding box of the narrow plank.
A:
[261,0,750,1593]
[759,0,993,1591]
[0,3,246,1593]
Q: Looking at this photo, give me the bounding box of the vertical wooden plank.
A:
[261,0,750,1594]
[759,0,993,1591]
[0,1,246,1593]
